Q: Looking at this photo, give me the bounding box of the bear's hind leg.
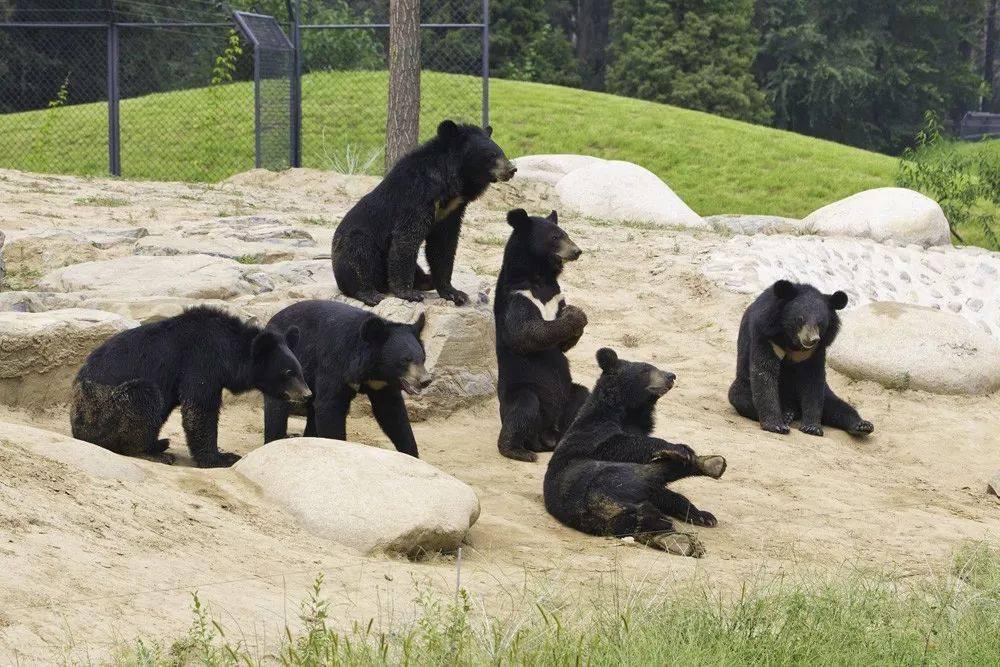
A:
[413,265,435,291]
[822,387,874,436]
[650,488,717,527]
[727,378,758,421]
[614,502,706,558]
[498,388,543,462]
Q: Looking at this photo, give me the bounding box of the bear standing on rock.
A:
[71,306,311,467]
[495,209,588,462]
[332,120,517,307]
[264,300,431,457]
[544,348,727,558]
[728,279,874,437]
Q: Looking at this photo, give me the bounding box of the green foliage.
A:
[755,0,985,153]
[487,3,581,88]
[114,546,1000,665]
[607,0,771,123]
[211,31,243,87]
[897,111,1000,249]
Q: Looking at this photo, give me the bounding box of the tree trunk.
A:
[386,0,420,171]
[575,0,612,90]
[986,0,998,111]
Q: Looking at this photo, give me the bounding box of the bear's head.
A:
[437,119,516,185]
[595,347,676,410]
[360,313,432,395]
[771,280,848,350]
[506,209,582,272]
[251,327,311,401]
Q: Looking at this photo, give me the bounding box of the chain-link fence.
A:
[0,1,488,181]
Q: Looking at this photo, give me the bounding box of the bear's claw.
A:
[799,423,824,437]
[761,421,790,435]
[850,420,875,436]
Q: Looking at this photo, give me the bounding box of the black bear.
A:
[494,208,588,462]
[332,120,517,307]
[544,348,726,558]
[263,300,431,457]
[728,279,874,437]
[71,306,310,467]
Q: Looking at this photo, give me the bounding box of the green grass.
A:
[0,71,897,218]
[110,545,1000,666]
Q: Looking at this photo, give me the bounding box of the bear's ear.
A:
[411,312,426,336]
[596,347,619,372]
[360,316,389,343]
[437,119,460,142]
[773,280,796,301]
[546,210,559,225]
[828,290,848,310]
[507,208,530,229]
[284,326,300,351]
[484,125,493,137]
[251,331,278,360]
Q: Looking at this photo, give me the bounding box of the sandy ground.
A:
[0,167,998,662]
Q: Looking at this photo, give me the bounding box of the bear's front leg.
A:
[748,340,789,434]
[181,394,239,468]
[426,214,469,306]
[387,231,425,302]
[557,305,587,351]
[368,387,419,457]
[793,354,827,437]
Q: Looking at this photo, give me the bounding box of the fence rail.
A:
[0,1,489,181]
[960,111,1000,141]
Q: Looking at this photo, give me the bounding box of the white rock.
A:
[704,214,802,236]
[0,421,145,482]
[235,438,480,557]
[803,188,951,247]
[513,154,606,185]
[0,309,138,408]
[79,296,255,325]
[828,302,1000,395]
[37,255,272,300]
[0,290,84,313]
[554,160,704,228]
[134,236,313,264]
[182,216,316,246]
[701,235,1000,339]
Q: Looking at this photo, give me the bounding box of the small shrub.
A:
[74,195,130,207]
[897,111,1000,249]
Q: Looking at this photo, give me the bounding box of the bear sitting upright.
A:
[71,306,310,467]
[332,120,516,307]
[264,300,431,457]
[544,348,727,558]
[494,208,588,462]
[728,279,874,437]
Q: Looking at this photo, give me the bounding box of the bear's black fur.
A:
[332,120,516,307]
[728,279,874,437]
[263,300,431,457]
[544,348,726,558]
[494,208,588,462]
[71,306,310,467]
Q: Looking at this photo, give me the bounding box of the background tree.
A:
[386,0,420,170]
[606,0,771,124]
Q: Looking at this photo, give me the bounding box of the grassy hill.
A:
[0,71,897,218]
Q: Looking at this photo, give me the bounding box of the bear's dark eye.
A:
[284,369,294,377]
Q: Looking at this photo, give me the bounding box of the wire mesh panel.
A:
[233,12,294,171]
[299,0,486,175]
[0,25,109,176]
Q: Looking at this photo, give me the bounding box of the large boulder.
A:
[234,438,480,557]
[803,188,951,247]
[704,214,801,236]
[0,309,138,408]
[78,296,254,325]
[828,302,1000,395]
[36,254,272,300]
[554,159,704,228]
[134,236,312,264]
[512,154,605,185]
[701,235,1000,338]
[0,421,146,482]
[2,228,145,272]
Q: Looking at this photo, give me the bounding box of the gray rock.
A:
[37,255,272,300]
[704,214,802,236]
[182,215,315,246]
[0,308,138,409]
[235,438,480,557]
[803,187,950,247]
[134,236,315,264]
[828,302,1000,395]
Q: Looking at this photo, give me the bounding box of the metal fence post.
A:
[107,21,121,176]
[291,0,302,167]
[481,0,489,128]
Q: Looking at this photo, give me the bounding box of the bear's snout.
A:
[648,370,675,395]
[286,377,312,401]
[558,239,582,261]
[401,363,433,395]
[493,159,517,182]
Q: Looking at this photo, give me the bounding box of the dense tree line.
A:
[1,0,996,154]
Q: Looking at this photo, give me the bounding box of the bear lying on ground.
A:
[264,300,431,457]
[728,279,874,437]
[494,208,588,462]
[544,348,726,558]
[332,120,517,307]
[71,306,310,467]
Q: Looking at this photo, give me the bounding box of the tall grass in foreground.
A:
[113,544,1000,666]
